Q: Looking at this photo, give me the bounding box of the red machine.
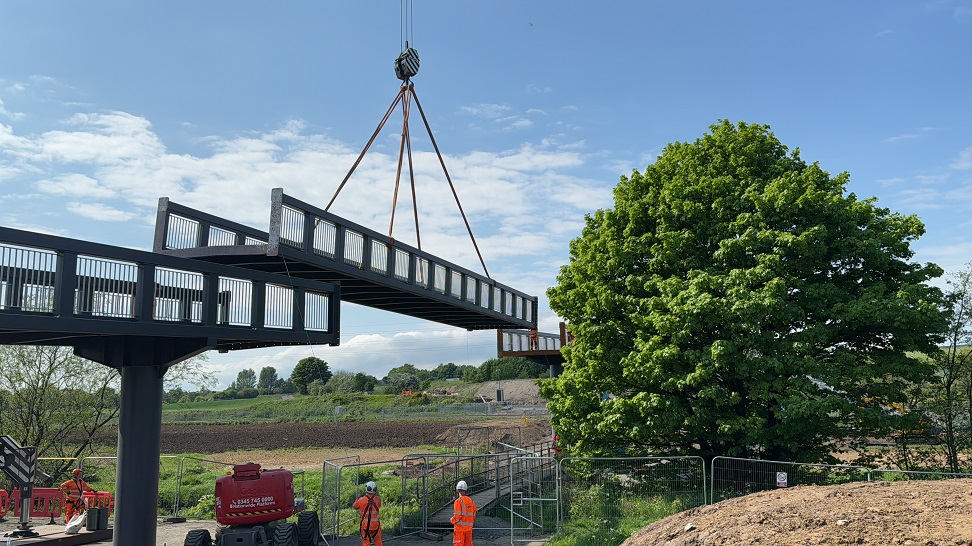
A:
[184,463,320,546]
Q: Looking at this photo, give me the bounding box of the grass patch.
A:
[162,393,483,424]
[547,495,689,546]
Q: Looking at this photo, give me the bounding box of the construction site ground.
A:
[13,381,972,544]
[0,519,536,546]
[7,479,972,545]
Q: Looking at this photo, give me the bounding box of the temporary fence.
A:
[315,447,708,544]
[331,457,417,540]
[509,455,559,544]
[170,456,238,520]
[319,455,361,546]
[868,468,972,481]
[543,456,706,544]
[710,456,870,503]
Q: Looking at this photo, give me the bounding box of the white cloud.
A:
[882,127,936,144]
[35,173,115,198]
[506,117,533,130]
[883,133,920,144]
[917,174,949,184]
[0,99,25,121]
[460,103,511,119]
[66,202,139,222]
[893,187,943,211]
[952,146,972,170]
[199,326,499,389]
[35,112,165,165]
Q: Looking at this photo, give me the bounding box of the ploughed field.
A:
[156,421,461,453]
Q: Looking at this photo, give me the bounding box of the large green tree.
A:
[257,366,278,395]
[543,120,947,463]
[232,368,257,390]
[290,357,332,395]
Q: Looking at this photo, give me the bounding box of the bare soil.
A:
[622,478,972,545]
[153,416,552,469]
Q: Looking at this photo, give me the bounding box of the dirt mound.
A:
[622,478,972,545]
[432,417,552,448]
[457,378,545,405]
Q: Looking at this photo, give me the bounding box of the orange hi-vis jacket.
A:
[451,493,477,530]
[60,477,92,505]
[353,492,382,531]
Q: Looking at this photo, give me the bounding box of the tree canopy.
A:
[232,368,257,390]
[543,120,947,463]
[290,357,332,395]
[257,366,278,394]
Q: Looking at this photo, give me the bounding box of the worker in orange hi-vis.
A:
[59,468,94,523]
[529,329,538,350]
[451,480,477,546]
[353,481,383,546]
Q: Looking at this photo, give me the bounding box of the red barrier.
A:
[82,491,114,517]
[0,489,9,518]
[12,488,64,524]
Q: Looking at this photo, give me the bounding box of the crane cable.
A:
[322,0,491,278]
[401,0,414,53]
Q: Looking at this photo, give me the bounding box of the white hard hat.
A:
[366,481,377,492]
[456,480,467,491]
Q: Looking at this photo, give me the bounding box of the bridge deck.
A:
[498,324,567,368]
[153,189,538,331]
[427,485,512,528]
[0,226,340,357]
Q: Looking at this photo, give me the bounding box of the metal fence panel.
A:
[868,468,972,481]
[510,456,559,544]
[556,456,706,544]
[320,455,360,546]
[711,456,869,503]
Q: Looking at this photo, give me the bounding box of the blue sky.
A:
[3,1,972,389]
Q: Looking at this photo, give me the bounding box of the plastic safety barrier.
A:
[0,488,9,518]
[12,487,64,524]
[82,491,114,517]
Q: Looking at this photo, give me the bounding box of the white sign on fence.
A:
[776,472,788,487]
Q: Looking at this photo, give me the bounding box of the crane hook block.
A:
[395,47,420,81]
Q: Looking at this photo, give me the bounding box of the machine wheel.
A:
[297,511,321,546]
[184,529,213,546]
[272,521,298,546]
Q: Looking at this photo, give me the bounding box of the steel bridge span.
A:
[0,188,540,545]
[154,188,538,331]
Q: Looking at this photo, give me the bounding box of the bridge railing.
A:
[1,227,339,345]
[154,190,538,329]
[154,199,269,250]
[502,330,562,352]
[270,189,536,326]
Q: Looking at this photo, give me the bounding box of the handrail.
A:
[0,227,340,350]
[152,189,538,330]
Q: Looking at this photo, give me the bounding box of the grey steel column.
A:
[114,363,165,546]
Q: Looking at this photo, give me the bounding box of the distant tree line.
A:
[162,356,545,403]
